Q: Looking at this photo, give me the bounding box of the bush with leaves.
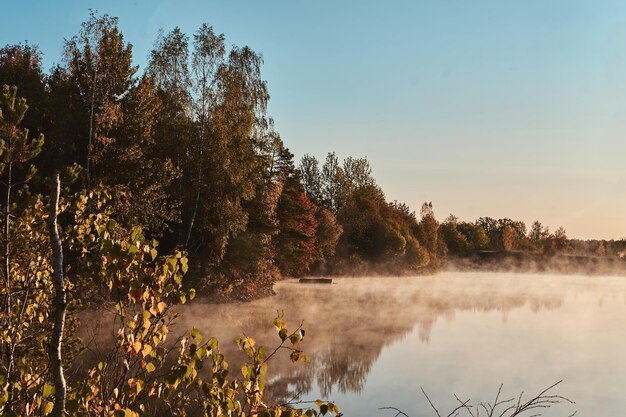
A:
[0,86,341,417]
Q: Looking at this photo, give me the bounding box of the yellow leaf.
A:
[157,301,167,314]
[42,401,54,415]
[141,344,152,357]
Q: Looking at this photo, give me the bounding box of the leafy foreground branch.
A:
[0,85,340,417]
[1,178,341,417]
[381,380,576,417]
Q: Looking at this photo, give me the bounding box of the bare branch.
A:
[379,406,410,417]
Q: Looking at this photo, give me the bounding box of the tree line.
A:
[440,215,626,258]
[0,12,450,295]
[1,12,623,294]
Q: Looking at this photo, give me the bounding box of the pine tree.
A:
[275,148,317,277]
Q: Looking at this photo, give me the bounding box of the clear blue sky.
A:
[4,0,626,239]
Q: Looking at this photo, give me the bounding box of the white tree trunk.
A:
[47,172,66,417]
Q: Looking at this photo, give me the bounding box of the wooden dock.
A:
[299,277,333,284]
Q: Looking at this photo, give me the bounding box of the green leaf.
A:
[196,347,208,359]
[289,333,301,345]
[42,382,54,398]
[190,328,201,342]
[241,364,253,379]
[279,328,288,341]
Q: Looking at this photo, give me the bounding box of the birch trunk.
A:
[47,172,66,417]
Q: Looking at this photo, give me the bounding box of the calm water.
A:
[85,272,626,416]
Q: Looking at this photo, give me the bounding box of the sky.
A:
[3,0,626,239]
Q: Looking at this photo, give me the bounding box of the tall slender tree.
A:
[64,12,135,189]
[184,24,225,248]
[299,154,323,203]
[148,27,192,244]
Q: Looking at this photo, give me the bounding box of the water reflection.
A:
[87,272,626,416]
[166,273,565,402]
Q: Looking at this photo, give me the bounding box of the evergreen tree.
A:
[275,148,317,277]
[106,75,181,235]
[0,45,47,138]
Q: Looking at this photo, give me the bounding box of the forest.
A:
[0,11,621,417]
[2,13,624,295]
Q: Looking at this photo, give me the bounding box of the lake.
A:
[83,272,626,416]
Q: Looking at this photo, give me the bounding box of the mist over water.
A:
[80,272,626,416]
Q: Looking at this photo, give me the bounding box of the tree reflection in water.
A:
[79,272,565,405]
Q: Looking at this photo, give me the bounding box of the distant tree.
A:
[390,201,429,269]
[321,152,345,211]
[595,241,606,256]
[343,156,375,189]
[440,215,471,256]
[477,216,499,248]
[339,188,429,270]
[415,202,447,268]
[529,220,550,253]
[502,225,516,252]
[544,226,568,254]
[338,186,391,261]
[552,226,568,252]
[476,217,526,251]
[504,219,528,250]
[458,221,490,251]
[300,154,323,203]
[311,205,342,269]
